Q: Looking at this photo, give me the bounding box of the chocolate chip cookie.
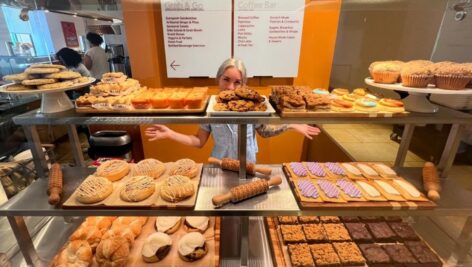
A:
[218,90,239,101]
[228,100,254,112]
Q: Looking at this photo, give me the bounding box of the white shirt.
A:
[68,63,90,77]
[85,46,109,79]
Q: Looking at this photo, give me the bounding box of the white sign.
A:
[161,0,232,77]
[234,0,305,77]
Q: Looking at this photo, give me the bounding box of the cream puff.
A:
[178,232,208,262]
[378,98,405,113]
[141,232,172,263]
[330,99,353,112]
[155,217,182,234]
[184,217,209,233]
[353,98,378,112]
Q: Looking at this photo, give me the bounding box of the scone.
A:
[97,159,130,181]
[120,175,155,202]
[178,232,208,262]
[75,176,113,204]
[170,158,198,178]
[184,217,209,233]
[155,216,182,234]
[141,232,172,263]
[160,175,195,202]
[95,237,130,267]
[135,158,166,179]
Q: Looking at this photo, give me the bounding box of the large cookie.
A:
[22,78,57,86]
[29,63,65,69]
[3,73,29,81]
[71,77,91,84]
[37,81,74,90]
[218,90,239,101]
[5,84,34,91]
[45,71,82,79]
[235,87,260,100]
[25,67,61,74]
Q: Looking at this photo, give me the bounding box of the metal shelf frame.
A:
[5,107,472,266]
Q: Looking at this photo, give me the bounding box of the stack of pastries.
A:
[369,60,472,89]
[2,63,89,91]
[213,87,267,112]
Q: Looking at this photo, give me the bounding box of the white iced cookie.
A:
[393,180,420,197]
[357,163,378,176]
[373,163,396,176]
[185,217,209,232]
[342,163,362,176]
[155,217,181,233]
[142,232,172,263]
[356,181,381,197]
[375,180,400,195]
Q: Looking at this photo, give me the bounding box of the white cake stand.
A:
[0,77,95,113]
[365,78,472,113]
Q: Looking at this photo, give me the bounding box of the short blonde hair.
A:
[216,58,247,85]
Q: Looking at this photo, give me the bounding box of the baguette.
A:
[48,163,63,205]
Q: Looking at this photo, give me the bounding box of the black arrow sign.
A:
[170,60,180,71]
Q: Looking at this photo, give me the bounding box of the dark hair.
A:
[56,47,82,68]
[86,32,103,46]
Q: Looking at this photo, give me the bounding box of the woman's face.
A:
[218,67,243,91]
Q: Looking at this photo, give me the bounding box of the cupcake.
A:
[368,61,385,77]
[371,62,401,84]
[401,61,434,88]
[433,62,470,90]
[465,63,472,88]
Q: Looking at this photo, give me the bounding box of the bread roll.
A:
[50,240,92,267]
[82,216,114,234]
[69,226,102,251]
[102,228,135,246]
[111,219,143,237]
[95,237,129,267]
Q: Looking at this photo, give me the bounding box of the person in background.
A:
[84,32,109,79]
[145,58,320,163]
[55,47,90,77]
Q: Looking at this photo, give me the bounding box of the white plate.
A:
[206,95,276,116]
[0,77,95,94]
[365,78,472,95]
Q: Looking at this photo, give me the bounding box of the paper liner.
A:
[372,71,400,84]
[401,74,433,88]
[434,74,471,90]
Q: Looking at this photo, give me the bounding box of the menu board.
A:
[161,0,232,77]
[234,0,305,77]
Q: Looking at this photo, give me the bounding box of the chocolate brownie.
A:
[382,244,419,267]
[405,241,442,267]
[309,243,341,267]
[360,216,384,222]
[298,216,320,224]
[277,216,298,224]
[359,244,392,267]
[340,216,360,222]
[389,222,419,241]
[319,216,341,223]
[323,223,351,242]
[333,242,366,266]
[280,225,306,244]
[367,222,398,242]
[302,224,327,243]
[288,243,315,267]
[345,223,373,243]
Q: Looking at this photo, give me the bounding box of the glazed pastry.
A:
[317,179,346,202]
[341,163,363,178]
[289,162,308,177]
[373,180,405,201]
[170,158,198,178]
[156,217,182,234]
[356,163,379,177]
[178,232,208,262]
[330,99,354,112]
[392,179,422,198]
[336,179,363,200]
[304,162,326,178]
[95,237,130,267]
[75,176,113,204]
[323,162,346,177]
[134,158,166,179]
[160,175,195,202]
[355,181,387,201]
[141,232,172,263]
[378,98,405,113]
[297,180,321,200]
[49,240,92,267]
[354,98,378,112]
[96,159,130,182]
[184,216,210,233]
[120,175,155,202]
[371,163,397,178]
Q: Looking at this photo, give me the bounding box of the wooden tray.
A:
[265,217,448,267]
[282,165,436,210]
[75,96,209,114]
[63,163,203,209]
[119,217,220,267]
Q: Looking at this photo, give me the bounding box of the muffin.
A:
[401,61,434,88]
[372,62,401,84]
[368,61,385,77]
[433,62,469,90]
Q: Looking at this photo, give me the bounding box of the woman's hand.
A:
[144,124,173,141]
[288,124,321,139]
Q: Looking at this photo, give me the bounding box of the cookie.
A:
[218,90,239,101]
[3,72,29,81]
[22,78,57,86]
[71,77,91,84]
[25,67,61,74]
[234,87,260,100]
[228,100,254,112]
[45,71,82,79]
[37,81,74,90]
[29,63,65,69]
[5,84,34,91]
[213,102,229,111]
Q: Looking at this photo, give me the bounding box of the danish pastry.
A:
[135,158,166,179]
[75,176,113,204]
[120,175,155,202]
[170,158,198,178]
[160,175,195,202]
[142,232,172,263]
[96,159,129,181]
